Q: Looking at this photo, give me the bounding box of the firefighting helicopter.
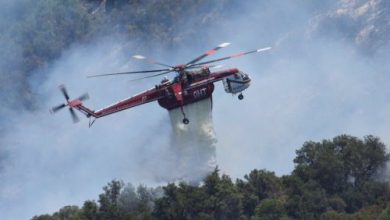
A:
[50,43,271,126]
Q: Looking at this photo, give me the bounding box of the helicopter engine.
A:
[222,71,251,95]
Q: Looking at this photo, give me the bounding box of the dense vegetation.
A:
[32,135,390,219]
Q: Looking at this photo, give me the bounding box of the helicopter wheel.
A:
[238,93,244,100]
[183,118,190,124]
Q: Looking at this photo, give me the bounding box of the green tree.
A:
[212,174,242,219]
[253,198,286,220]
[294,135,389,193]
[284,179,328,219]
[294,139,346,194]
[81,200,98,220]
[337,135,389,187]
[238,169,283,200]
[153,183,184,220]
[98,180,124,220]
[236,169,283,217]
[55,206,83,220]
[154,168,242,220]
[293,135,389,213]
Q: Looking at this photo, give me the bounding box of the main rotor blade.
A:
[69,108,80,123]
[210,64,224,69]
[132,55,174,68]
[77,93,89,101]
[129,70,174,82]
[51,103,66,114]
[185,64,223,70]
[87,68,171,78]
[189,47,272,67]
[60,85,70,101]
[186,42,231,66]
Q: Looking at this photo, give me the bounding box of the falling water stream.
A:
[167,97,217,182]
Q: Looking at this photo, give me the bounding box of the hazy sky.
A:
[1,1,390,219]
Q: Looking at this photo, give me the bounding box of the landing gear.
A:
[180,105,189,125]
[238,93,244,100]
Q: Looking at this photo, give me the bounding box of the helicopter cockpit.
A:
[222,71,251,97]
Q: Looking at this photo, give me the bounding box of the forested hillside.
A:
[32,135,390,219]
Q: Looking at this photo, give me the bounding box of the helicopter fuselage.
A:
[157,68,250,110]
[157,80,215,110]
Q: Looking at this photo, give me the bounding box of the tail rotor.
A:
[50,85,89,123]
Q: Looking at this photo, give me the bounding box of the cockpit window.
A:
[238,71,249,80]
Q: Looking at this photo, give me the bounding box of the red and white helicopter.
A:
[50,43,271,126]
